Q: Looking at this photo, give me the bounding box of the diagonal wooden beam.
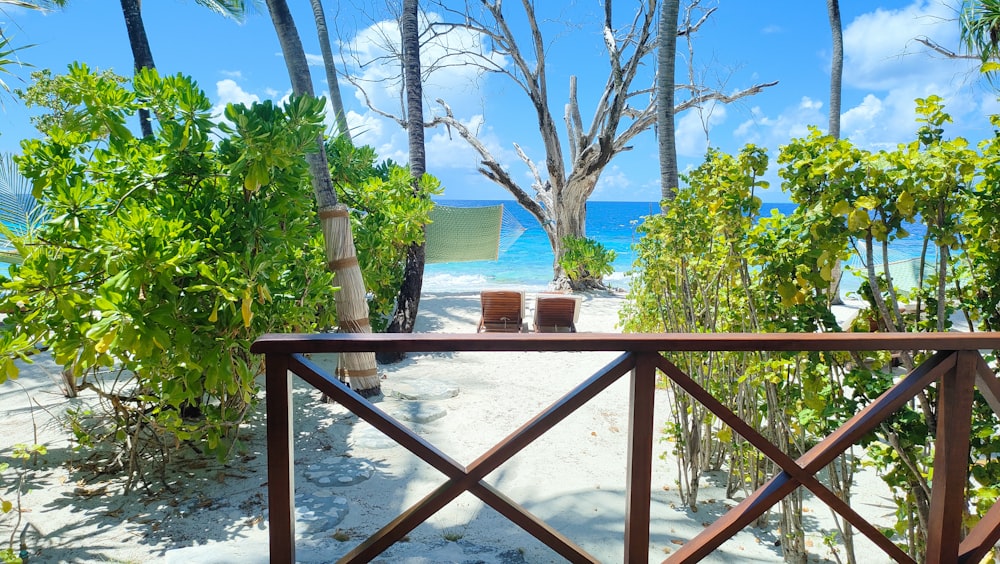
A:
[796,350,955,471]
[292,354,466,478]
[299,352,635,562]
[663,351,956,562]
[471,481,600,562]
[658,355,912,562]
[974,353,1000,418]
[959,491,1000,563]
[465,352,636,476]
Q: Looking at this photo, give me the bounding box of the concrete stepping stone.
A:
[387,379,459,401]
[293,491,349,535]
[383,401,448,424]
[304,456,374,486]
[350,423,398,450]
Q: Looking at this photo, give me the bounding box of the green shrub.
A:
[3,64,339,486]
[558,235,615,286]
[326,136,439,331]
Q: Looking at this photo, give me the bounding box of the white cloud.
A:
[676,105,728,158]
[342,11,508,123]
[733,96,825,147]
[843,1,973,92]
[211,79,260,120]
[306,53,324,67]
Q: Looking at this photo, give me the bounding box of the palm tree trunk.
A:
[657,0,680,211]
[827,0,846,305]
[380,0,426,363]
[309,0,351,141]
[265,0,380,397]
[119,0,155,138]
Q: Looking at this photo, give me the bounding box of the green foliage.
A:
[625,97,1000,557]
[557,235,616,287]
[325,136,439,332]
[2,65,338,483]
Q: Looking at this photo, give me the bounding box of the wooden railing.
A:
[250,332,1000,563]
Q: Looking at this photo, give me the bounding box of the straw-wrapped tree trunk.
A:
[265,0,381,397]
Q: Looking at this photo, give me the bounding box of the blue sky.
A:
[0,1,992,202]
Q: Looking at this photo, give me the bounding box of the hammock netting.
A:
[424,204,526,264]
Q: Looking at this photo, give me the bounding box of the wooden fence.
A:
[250,332,1000,563]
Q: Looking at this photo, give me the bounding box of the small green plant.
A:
[1,443,47,564]
[558,235,616,289]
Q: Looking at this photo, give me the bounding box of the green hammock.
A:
[424,204,525,264]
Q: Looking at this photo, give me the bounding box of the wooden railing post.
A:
[625,352,657,563]
[265,354,295,564]
[926,350,977,564]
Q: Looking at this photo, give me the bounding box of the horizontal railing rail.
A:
[250,332,1000,563]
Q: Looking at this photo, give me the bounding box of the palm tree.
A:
[827,0,843,140]
[0,152,45,264]
[379,0,425,361]
[117,0,258,138]
[264,0,381,397]
[961,0,1000,83]
[827,0,846,307]
[657,0,680,210]
[309,0,350,140]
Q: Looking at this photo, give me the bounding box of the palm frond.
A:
[193,0,262,23]
[0,153,46,244]
[0,0,68,10]
[961,0,1000,61]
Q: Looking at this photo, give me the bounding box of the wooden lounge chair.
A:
[478,290,525,332]
[532,294,580,333]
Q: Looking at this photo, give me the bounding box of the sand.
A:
[0,292,897,563]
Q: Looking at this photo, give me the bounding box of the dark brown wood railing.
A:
[250,332,1000,563]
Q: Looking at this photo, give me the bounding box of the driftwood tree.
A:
[419,0,776,286]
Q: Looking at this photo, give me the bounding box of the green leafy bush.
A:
[325,136,439,331]
[625,97,1000,559]
[3,64,339,486]
[557,235,615,288]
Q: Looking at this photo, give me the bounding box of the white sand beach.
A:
[0,292,898,563]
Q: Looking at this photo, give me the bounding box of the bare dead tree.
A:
[348,1,776,286]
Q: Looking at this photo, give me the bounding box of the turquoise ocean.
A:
[424,199,928,296]
[1,200,927,296]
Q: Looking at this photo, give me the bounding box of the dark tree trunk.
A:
[309,0,351,141]
[658,0,681,211]
[827,0,843,140]
[119,0,155,138]
[380,0,426,364]
[828,0,846,306]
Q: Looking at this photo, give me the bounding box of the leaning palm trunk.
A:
[266,0,379,396]
[320,206,379,393]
